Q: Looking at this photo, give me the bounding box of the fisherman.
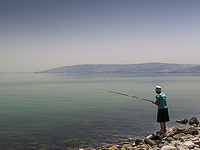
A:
[152,86,169,134]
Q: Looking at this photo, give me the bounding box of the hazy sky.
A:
[1,0,200,72]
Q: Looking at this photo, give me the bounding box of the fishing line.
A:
[95,88,153,102]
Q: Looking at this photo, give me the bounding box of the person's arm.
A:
[152,97,160,105]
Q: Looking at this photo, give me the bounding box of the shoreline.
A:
[80,126,200,150]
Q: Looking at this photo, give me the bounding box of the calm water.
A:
[0,73,200,149]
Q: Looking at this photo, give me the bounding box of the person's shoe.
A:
[156,131,165,134]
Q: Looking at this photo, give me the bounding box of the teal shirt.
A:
[155,93,168,109]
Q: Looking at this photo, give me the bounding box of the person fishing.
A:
[152,86,169,134]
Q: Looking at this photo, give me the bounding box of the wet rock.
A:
[129,138,133,141]
[122,143,132,149]
[108,145,118,150]
[160,145,177,150]
[193,124,198,127]
[144,137,155,147]
[115,145,122,148]
[189,117,199,126]
[176,118,188,124]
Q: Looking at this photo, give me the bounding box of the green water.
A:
[0,73,200,149]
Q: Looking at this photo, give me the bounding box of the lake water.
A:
[0,73,200,149]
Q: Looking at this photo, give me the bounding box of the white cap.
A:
[155,86,161,92]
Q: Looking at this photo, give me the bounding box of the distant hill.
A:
[34,63,200,74]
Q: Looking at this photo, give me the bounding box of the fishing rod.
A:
[95,88,153,102]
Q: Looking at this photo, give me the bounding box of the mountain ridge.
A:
[34,62,200,74]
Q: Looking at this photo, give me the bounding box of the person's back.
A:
[156,93,167,109]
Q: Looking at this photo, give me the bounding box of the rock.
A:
[141,143,152,149]
[158,143,168,149]
[180,136,191,142]
[116,145,121,148]
[162,137,176,143]
[100,147,107,150]
[183,126,199,135]
[129,138,133,141]
[135,148,147,150]
[173,133,185,140]
[135,139,144,146]
[152,147,160,150]
[160,145,177,150]
[122,144,132,149]
[166,127,183,137]
[151,133,166,140]
[176,118,188,124]
[176,145,189,150]
[172,140,181,145]
[84,147,96,150]
[127,146,134,150]
[144,138,155,147]
[108,145,118,150]
[194,140,200,145]
[183,141,196,149]
[189,117,199,126]
[193,124,198,127]
[146,134,154,139]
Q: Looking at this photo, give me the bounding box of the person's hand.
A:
[152,101,155,104]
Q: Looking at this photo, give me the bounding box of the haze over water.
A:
[0,73,200,149]
[1,0,200,72]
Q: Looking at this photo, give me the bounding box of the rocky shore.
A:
[80,117,200,150]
